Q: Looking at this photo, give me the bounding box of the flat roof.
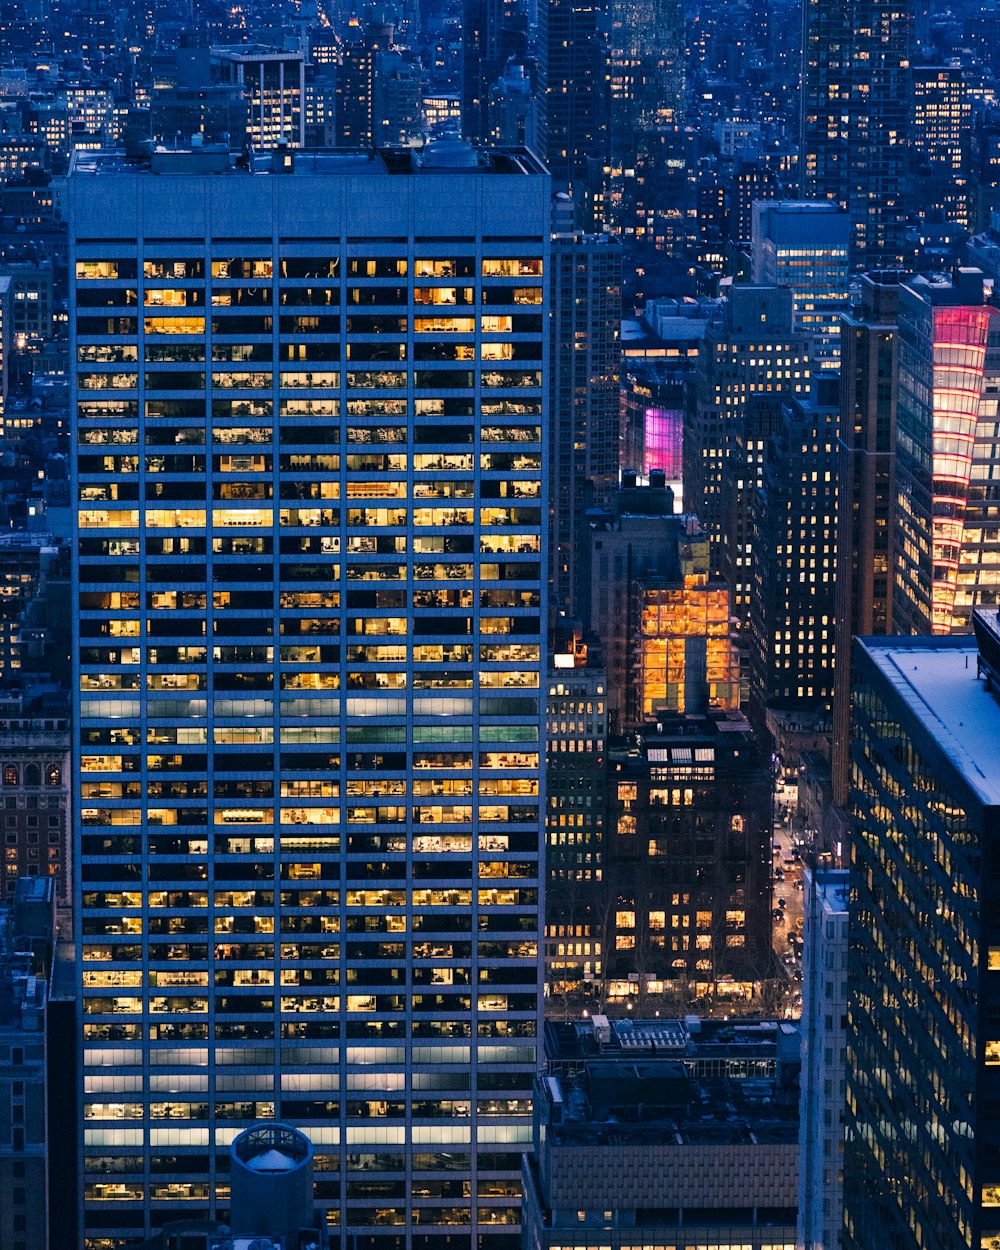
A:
[809,867,849,914]
[70,143,548,179]
[862,637,1000,806]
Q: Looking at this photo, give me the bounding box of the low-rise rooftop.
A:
[541,1016,800,1148]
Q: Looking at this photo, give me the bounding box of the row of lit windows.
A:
[77,259,543,280]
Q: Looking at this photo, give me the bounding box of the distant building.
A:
[0,535,71,688]
[893,269,996,635]
[750,200,851,370]
[798,866,848,1250]
[549,232,622,615]
[683,285,810,577]
[800,0,912,266]
[831,271,901,805]
[748,392,839,728]
[912,66,971,230]
[523,1015,801,1250]
[213,47,306,147]
[545,0,604,192]
[0,692,71,908]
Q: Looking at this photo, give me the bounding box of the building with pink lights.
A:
[621,362,684,493]
[894,269,999,635]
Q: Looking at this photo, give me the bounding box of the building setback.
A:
[69,143,548,1247]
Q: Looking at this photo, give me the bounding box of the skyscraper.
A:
[71,143,547,1246]
[845,618,1000,1250]
[548,231,622,615]
[683,285,810,578]
[893,269,996,635]
[800,0,913,266]
[750,200,851,370]
[544,0,604,194]
[831,271,901,805]
[606,0,687,251]
[747,392,839,727]
[797,866,848,1250]
[462,0,528,145]
[912,65,971,231]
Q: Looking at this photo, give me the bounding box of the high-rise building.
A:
[548,231,622,615]
[893,269,996,635]
[606,0,687,251]
[750,200,851,370]
[544,0,604,193]
[373,48,424,147]
[845,617,1000,1250]
[831,272,901,805]
[544,629,606,997]
[912,65,971,231]
[461,0,528,145]
[683,285,810,577]
[748,391,839,727]
[213,48,307,147]
[797,866,848,1250]
[0,877,56,1250]
[800,0,913,266]
[605,714,773,997]
[70,143,547,1246]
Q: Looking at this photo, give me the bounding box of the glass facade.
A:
[846,635,1000,1250]
[894,276,994,635]
[71,153,547,1248]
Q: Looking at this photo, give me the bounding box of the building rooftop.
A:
[540,1017,800,1148]
[809,867,849,914]
[70,142,547,179]
[861,632,1000,806]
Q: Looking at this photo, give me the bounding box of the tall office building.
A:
[831,272,901,805]
[912,65,971,231]
[544,0,604,193]
[683,285,810,578]
[845,618,1000,1250]
[606,0,687,249]
[722,393,784,633]
[548,231,622,615]
[893,269,996,636]
[0,273,10,431]
[213,48,307,148]
[750,200,851,370]
[70,144,548,1246]
[544,630,606,997]
[462,0,528,145]
[800,0,913,266]
[797,866,848,1250]
[605,713,772,996]
[748,392,839,728]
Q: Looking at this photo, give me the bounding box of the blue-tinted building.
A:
[69,143,548,1247]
